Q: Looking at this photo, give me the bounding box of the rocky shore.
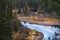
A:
[12,24,44,40]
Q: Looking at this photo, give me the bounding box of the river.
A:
[21,22,60,40]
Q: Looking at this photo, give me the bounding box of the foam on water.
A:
[21,22,60,40]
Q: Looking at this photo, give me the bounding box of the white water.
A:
[21,22,60,40]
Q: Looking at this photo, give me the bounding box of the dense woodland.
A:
[0,0,60,40]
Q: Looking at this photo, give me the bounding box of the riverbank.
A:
[12,24,44,40]
[17,16,60,26]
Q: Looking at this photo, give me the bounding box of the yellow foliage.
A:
[26,29,36,40]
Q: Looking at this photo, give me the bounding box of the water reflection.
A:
[21,22,60,40]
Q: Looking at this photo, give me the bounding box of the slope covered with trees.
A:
[0,0,60,40]
[0,0,19,40]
